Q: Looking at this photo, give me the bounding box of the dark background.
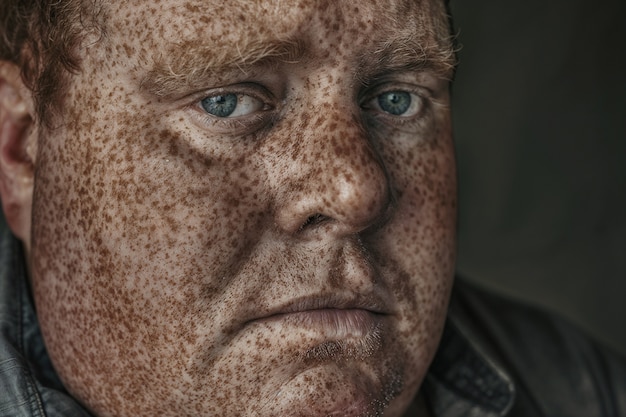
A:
[450,0,626,354]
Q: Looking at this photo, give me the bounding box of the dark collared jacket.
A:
[1,219,625,416]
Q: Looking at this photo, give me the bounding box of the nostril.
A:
[299,213,328,231]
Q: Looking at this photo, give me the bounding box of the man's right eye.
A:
[200,93,265,118]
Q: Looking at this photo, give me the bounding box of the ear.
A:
[0,61,37,246]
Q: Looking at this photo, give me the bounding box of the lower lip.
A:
[258,309,383,339]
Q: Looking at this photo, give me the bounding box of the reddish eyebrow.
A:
[140,31,456,98]
[140,38,306,97]
[358,36,457,82]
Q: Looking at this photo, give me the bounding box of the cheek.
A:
[29,96,272,413]
[92,122,268,281]
[373,126,457,388]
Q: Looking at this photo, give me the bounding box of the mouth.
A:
[245,294,390,345]
[267,294,388,314]
[259,308,382,338]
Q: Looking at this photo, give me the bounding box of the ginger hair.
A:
[0,0,104,128]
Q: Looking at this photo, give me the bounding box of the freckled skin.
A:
[28,0,456,416]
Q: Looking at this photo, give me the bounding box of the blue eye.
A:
[199,93,265,118]
[201,94,238,117]
[377,91,412,115]
[365,90,423,118]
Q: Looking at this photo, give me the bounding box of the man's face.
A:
[29,0,456,415]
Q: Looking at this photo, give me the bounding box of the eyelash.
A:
[192,107,271,131]
[361,85,430,124]
[187,85,276,134]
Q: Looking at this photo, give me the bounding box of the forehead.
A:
[103,0,446,37]
[98,0,452,75]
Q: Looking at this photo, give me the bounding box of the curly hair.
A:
[0,0,103,128]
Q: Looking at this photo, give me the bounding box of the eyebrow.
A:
[140,32,456,98]
[359,36,457,83]
[140,37,306,97]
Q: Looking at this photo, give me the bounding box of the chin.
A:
[250,361,404,417]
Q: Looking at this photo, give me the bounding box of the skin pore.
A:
[7,0,457,415]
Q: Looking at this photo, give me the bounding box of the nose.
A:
[272,108,391,238]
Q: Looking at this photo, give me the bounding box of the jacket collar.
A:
[0,216,91,417]
[423,309,516,417]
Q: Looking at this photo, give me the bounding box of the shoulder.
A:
[443,278,626,416]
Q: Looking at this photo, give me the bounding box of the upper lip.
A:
[246,292,392,325]
[239,240,393,326]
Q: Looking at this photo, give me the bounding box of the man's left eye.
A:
[366,91,423,117]
[200,93,265,118]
